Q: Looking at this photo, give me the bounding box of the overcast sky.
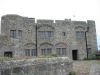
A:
[0,0,100,49]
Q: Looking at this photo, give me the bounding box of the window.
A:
[62,32,66,36]
[38,31,54,39]
[41,49,46,55]
[76,31,85,39]
[47,48,52,54]
[62,48,66,55]
[56,48,61,55]
[25,49,30,56]
[10,30,22,39]
[10,30,16,38]
[31,49,36,56]
[41,48,52,55]
[25,49,36,56]
[18,30,22,38]
[56,48,66,55]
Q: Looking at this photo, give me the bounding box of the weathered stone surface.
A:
[90,64,100,75]
[0,14,97,60]
[0,57,72,75]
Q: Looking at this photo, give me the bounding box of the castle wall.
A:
[0,14,97,60]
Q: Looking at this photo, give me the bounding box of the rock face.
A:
[0,57,72,75]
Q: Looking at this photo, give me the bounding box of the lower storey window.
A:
[25,49,36,56]
[41,48,52,55]
[56,48,66,55]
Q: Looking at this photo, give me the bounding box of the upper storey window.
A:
[38,31,54,39]
[10,30,16,38]
[18,30,22,38]
[62,32,66,36]
[76,31,85,39]
[10,30,22,39]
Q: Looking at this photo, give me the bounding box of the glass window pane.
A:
[62,32,66,36]
[31,49,36,56]
[18,30,22,38]
[38,31,54,39]
[76,31,85,39]
[10,30,16,38]
[62,48,66,55]
[56,48,61,55]
[47,48,52,55]
[25,49,30,56]
[41,49,46,55]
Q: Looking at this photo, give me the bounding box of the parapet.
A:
[22,17,35,23]
[72,21,87,25]
[87,20,95,26]
[1,14,35,25]
[37,19,54,25]
[55,19,71,25]
[1,14,22,20]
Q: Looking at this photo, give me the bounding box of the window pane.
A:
[10,30,16,38]
[18,30,22,38]
[31,49,36,56]
[62,48,66,55]
[76,31,85,39]
[47,48,52,55]
[25,49,30,56]
[62,32,66,36]
[38,31,54,39]
[56,48,61,55]
[41,49,46,55]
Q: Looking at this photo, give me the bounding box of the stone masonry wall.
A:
[0,57,72,75]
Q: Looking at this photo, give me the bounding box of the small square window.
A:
[62,32,66,36]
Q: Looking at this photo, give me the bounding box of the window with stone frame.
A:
[18,30,22,38]
[76,31,85,39]
[38,31,54,39]
[62,32,66,36]
[56,48,66,55]
[10,30,16,38]
[41,48,52,55]
[25,49,36,56]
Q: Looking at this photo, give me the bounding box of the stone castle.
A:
[0,14,97,60]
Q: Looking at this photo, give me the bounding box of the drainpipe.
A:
[85,26,89,59]
[36,24,37,56]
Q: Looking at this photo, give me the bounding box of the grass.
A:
[0,57,13,63]
[0,54,59,63]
